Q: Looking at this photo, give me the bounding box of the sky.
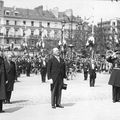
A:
[3,0,120,24]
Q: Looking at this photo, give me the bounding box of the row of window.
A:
[4,10,19,16]
[6,20,50,27]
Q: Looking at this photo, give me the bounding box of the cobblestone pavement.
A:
[1,72,120,120]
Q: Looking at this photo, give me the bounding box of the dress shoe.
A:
[52,106,56,109]
[0,110,5,113]
[113,100,119,103]
[56,104,64,108]
[6,100,11,104]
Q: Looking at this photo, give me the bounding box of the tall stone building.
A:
[0,0,77,52]
[97,18,120,50]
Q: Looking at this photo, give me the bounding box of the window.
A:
[32,41,34,44]
[23,21,26,25]
[15,21,17,25]
[6,39,9,44]
[5,11,10,15]
[47,22,50,27]
[31,21,34,26]
[6,20,9,25]
[14,11,19,16]
[112,22,115,26]
[39,22,42,27]
[6,29,9,36]
[31,31,34,35]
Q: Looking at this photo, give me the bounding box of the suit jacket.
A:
[88,62,97,79]
[0,57,7,100]
[47,56,66,89]
[5,60,16,91]
[40,60,47,74]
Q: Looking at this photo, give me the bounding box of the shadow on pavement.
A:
[63,103,75,107]
[11,100,28,104]
[5,106,23,113]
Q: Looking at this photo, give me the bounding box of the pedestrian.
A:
[0,51,7,112]
[106,50,120,103]
[26,58,31,77]
[4,54,17,103]
[89,59,97,87]
[40,56,47,83]
[47,47,66,109]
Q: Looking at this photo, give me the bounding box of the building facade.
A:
[0,1,78,52]
[97,18,120,50]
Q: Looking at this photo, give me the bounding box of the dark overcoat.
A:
[40,60,47,75]
[47,56,66,90]
[5,60,16,91]
[88,63,97,79]
[0,57,7,100]
[107,56,120,87]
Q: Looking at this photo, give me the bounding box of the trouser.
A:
[90,78,95,87]
[6,91,12,101]
[84,71,88,80]
[112,86,120,101]
[26,70,30,76]
[51,85,62,106]
[0,100,3,111]
[41,73,46,82]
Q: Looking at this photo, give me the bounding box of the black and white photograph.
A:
[0,0,120,120]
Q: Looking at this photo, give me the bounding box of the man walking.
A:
[47,48,66,109]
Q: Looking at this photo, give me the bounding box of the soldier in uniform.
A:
[106,50,120,103]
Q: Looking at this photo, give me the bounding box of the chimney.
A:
[0,0,4,16]
[51,7,59,18]
[34,5,43,15]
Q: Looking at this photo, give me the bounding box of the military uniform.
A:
[107,55,120,102]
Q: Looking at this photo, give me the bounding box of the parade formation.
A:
[0,1,120,120]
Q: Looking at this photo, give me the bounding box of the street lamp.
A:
[86,36,95,58]
[58,20,67,58]
[22,42,28,54]
[68,44,74,59]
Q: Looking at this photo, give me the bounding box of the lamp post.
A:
[68,44,74,60]
[58,20,67,58]
[22,42,28,55]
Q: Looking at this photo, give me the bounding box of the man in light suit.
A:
[47,48,66,109]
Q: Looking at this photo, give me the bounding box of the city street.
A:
[1,72,120,120]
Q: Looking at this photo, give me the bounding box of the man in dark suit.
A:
[0,51,7,112]
[4,54,17,103]
[83,59,89,80]
[40,56,47,83]
[47,48,66,109]
[89,59,97,87]
[26,59,31,77]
